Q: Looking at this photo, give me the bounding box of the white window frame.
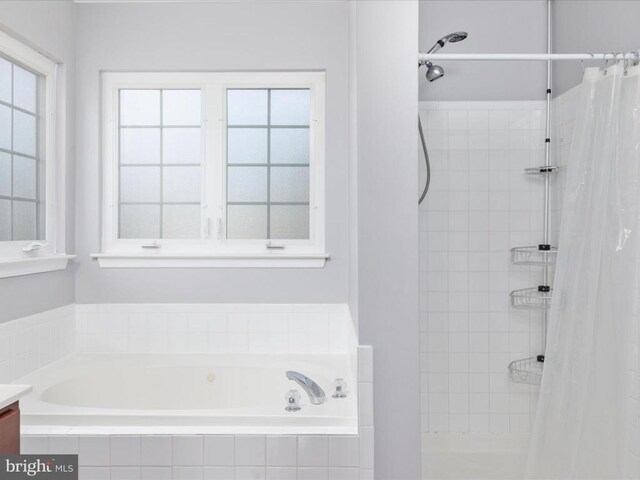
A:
[94,71,327,268]
[0,30,73,279]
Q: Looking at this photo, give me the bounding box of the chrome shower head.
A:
[426,64,445,82]
[427,31,468,54]
[445,31,468,43]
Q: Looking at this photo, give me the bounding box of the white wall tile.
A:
[80,467,110,480]
[298,436,329,467]
[173,436,203,466]
[266,435,296,467]
[298,467,329,480]
[141,467,171,480]
[21,435,48,454]
[173,466,204,480]
[235,466,266,480]
[203,467,235,480]
[328,436,359,468]
[110,466,141,480]
[79,436,111,466]
[203,435,234,467]
[266,467,297,480]
[110,436,141,466]
[235,436,266,467]
[140,436,172,466]
[74,304,351,355]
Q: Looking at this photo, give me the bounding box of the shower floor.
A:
[422,434,529,480]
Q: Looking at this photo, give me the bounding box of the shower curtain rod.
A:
[418,52,640,62]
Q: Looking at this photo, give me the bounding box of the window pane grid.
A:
[226,88,310,240]
[0,57,41,241]
[118,89,202,239]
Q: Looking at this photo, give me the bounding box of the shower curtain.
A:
[526,62,640,479]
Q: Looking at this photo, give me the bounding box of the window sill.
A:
[0,254,76,279]
[90,253,329,268]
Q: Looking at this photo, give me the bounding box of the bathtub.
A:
[17,353,358,435]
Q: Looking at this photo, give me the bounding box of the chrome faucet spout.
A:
[286,371,326,405]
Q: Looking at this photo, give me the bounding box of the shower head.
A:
[426,31,468,54]
[445,31,468,43]
[421,31,468,82]
[426,64,445,82]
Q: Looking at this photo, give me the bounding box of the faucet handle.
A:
[285,389,302,412]
[332,378,348,398]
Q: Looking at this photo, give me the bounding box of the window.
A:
[0,56,44,242]
[97,72,326,267]
[0,30,72,278]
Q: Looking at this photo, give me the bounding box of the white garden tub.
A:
[16,353,357,435]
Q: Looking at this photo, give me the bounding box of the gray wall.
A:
[353,2,421,478]
[74,1,350,304]
[553,0,640,95]
[419,0,547,101]
[0,1,76,323]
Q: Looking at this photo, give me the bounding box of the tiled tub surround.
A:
[75,304,352,355]
[0,305,75,383]
[0,304,373,478]
[20,346,373,479]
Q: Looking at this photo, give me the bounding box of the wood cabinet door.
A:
[0,402,20,454]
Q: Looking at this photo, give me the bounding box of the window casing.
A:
[98,72,326,267]
[0,29,71,277]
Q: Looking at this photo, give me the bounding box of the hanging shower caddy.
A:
[507,1,558,386]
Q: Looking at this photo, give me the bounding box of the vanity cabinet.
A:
[0,401,20,454]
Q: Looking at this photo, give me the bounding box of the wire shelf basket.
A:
[510,287,552,310]
[525,165,561,175]
[509,357,544,385]
[511,246,558,266]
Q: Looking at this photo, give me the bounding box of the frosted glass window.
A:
[0,57,10,104]
[227,90,268,125]
[162,166,201,203]
[120,166,160,203]
[0,152,10,196]
[120,204,160,239]
[163,128,201,164]
[227,166,268,203]
[120,90,160,126]
[13,110,36,157]
[271,205,309,239]
[0,199,10,241]
[120,128,160,164]
[0,105,11,150]
[117,89,203,239]
[0,57,44,241]
[12,156,37,199]
[162,90,201,126]
[13,65,37,113]
[12,200,36,240]
[270,167,309,203]
[227,205,267,239]
[271,129,310,164]
[228,128,267,164]
[225,87,311,240]
[163,204,200,239]
[271,90,310,126]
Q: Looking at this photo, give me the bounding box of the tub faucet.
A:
[286,371,326,405]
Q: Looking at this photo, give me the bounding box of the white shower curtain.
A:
[526,62,640,479]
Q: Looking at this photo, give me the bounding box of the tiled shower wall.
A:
[419,100,550,434]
